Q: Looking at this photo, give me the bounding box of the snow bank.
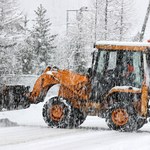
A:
[0,118,18,127]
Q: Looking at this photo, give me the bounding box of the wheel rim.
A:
[111,108,129,126]
[50,105,63,121]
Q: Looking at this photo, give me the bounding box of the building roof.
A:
[95,41,150,51]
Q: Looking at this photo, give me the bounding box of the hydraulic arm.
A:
[0,66,90,111]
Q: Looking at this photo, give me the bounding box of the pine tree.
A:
[19,15,34,74]
[29,4,57,74]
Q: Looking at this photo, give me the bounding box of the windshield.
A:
[94,50,144,88]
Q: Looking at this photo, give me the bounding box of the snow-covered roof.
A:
[96,41,150,47]
[95,41,150,51]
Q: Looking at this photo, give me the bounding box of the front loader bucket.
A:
[0,85,31,111]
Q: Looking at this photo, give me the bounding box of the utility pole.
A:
[139,0,150,42]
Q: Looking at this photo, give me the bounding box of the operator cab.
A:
[90,41,150,102]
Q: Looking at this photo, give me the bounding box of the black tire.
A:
[42,97,72,128]
[70,108,87,128]
[106,103,144,132]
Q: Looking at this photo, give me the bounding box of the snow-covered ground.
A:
[0,86,150,150]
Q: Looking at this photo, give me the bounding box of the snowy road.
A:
[1,103,150,150]
[1,86,150,150]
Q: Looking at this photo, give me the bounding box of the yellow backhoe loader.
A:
[1,41,150,132]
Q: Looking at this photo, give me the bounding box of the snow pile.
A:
[0,118,18,127]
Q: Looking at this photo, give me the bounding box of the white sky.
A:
[19,0,150,40]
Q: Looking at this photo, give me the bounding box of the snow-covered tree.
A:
[113,0,134,41]
[92,0,113,40]
[29,4,57,74]
[64,8,94,73]
[92,0,135,41]
[0,0,24,75]
[18,15,34,74]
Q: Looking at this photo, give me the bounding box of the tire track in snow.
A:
[0,125,103,146]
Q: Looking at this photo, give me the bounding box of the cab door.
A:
[90,50,117,102]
